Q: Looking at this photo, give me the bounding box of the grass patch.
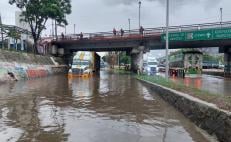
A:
[136,75,231,111]
[112,68,132,74]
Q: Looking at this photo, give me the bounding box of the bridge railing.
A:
[55,21,231,41]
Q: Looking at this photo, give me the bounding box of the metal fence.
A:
[55,21,231,41]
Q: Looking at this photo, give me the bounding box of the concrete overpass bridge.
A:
[51,21,231,76]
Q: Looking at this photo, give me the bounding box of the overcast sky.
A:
[0,0,229,57]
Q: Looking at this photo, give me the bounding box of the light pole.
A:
[0,14,4,49]
[65,25,66,35]
[64,15,67,35]
[220,8,223,24]
[74,24,76,35]
[128,18,131,33]
[55,20,58,40]
[138,1,141,28]
[165,0,169,78]
[52,20,54,38]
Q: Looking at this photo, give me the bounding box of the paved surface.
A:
[0,71,215,142]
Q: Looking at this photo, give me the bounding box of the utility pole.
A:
[52,20,54,38]
[220,8,223,24]
[55,20,58,40]
[0,14,3,49]
[138,1,141,28]
[128,18,131,33]
[65,25,67,35]
[64,15,67,35]
[165,0,169,78]
[74,24,76,35]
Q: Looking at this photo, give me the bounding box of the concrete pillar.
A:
[63,52,74,66]
[131,51,143,73]
[224,52,231,77]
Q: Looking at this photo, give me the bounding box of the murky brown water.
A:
[170,74,231,96]
[0,71,214,142]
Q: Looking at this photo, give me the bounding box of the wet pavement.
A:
[0,71,215,142]
[170,74,231,96]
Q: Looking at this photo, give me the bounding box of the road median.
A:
[136,75,231,142]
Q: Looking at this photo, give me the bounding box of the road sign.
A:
[161,27,231,42]
[185,29,213,41]
[214,28,231,39]
[161,32,185,41]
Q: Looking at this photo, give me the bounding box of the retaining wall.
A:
[137,78,231,142]
[0,50,68,82]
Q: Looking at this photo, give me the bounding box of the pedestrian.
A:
[80,32,83,39]
[139,26,144,36]
[120,28,124,37]
[61,32,64,39]
[113,28,117,36]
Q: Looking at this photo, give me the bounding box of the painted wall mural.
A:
[0,62,66,82]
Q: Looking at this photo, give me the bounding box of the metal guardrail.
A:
[54,21,231,41]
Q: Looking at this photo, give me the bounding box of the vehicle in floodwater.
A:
[144,58,158,75]
[169,50,203,78]
[68,51,100,78]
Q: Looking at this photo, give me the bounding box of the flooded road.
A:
[170,74,231,96]
[0,71,214,142]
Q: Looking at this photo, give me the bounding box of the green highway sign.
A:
[214,28,231,39]
[185,30,212,41]
[161,27,231,42]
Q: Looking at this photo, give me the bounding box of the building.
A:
[3,11,32,51]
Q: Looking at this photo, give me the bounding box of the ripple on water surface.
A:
[0,72,216,142]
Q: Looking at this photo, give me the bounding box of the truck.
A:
[144,57,158,75]
[169,50,203,78]
[68,51,100,78]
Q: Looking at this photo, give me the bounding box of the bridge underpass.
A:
[50,21,231,76]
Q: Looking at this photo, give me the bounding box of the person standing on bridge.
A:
[120,28,124,37]
[61,32,64,39]
[113,28,117,36]
[139,26,144,36]
[80,32,83,39]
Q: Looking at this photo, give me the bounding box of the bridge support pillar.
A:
[224,49,231,77]
[131,46,144,73]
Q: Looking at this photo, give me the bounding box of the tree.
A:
[119,52,131,65]
[7,28,21,51]
[9,0,71,53]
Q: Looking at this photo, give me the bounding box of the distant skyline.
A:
[0,0,226,57]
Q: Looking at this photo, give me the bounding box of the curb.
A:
[137,77,231,142]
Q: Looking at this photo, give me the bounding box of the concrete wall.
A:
[0,50,67,82]
[137,78,231,142]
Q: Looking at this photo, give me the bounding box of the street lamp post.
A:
[220,8,223,24]
[52,20,54,38]
[55,20,58,40]
[139,1,141,28]
[128,18,131,33]
[0,14,4,49]
[64,15,67,35]
[165,0,169,78]
[74,24,76,35]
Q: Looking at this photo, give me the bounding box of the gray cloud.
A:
[103,0,221,8]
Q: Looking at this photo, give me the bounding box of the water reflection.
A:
[170,74,231,96]
[0,73,214,142]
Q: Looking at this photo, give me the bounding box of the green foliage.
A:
[7,28,21,39]
[203,53,224,64]
[9,0,72,52]
[119,52,131,64]
[102,56,107,62]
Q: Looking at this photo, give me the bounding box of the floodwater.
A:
[170,74,231,96]
[0,71,215,142]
